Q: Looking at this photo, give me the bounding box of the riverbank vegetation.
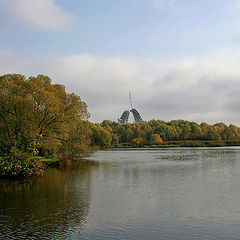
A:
[1,74,240,177]
[99,120,240,147]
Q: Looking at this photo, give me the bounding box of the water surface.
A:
[1,147,240,239]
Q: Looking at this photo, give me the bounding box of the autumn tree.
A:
[91,124,112,147]
[149,134,163,145]
[132,137,144,146]
[0,74,90,176]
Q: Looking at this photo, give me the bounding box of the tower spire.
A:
[129,91,133,110]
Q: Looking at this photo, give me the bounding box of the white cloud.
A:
[3,0,74,31]
[1,49,240,125]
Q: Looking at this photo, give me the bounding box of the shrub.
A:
[0,147,44,177]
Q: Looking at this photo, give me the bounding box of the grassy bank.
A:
[32,156,60,167]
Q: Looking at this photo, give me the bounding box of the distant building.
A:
[118,93,143,124]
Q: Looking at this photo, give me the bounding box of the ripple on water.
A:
[2,148,240,239]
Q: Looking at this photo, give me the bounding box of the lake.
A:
[1,147,240,239]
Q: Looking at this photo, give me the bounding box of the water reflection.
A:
[2,148,240,239]
[0,160,99,239]
[78,148,240,239]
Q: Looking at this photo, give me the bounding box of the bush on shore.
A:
[0,147,44,177]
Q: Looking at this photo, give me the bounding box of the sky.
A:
[1,0,240,124]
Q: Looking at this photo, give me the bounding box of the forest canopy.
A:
[99,119,240,147]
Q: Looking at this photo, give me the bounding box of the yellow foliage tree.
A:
[132,137,144,146]
[150,134,163,145]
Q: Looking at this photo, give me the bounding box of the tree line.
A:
[98,119,240,147]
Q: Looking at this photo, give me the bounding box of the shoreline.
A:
[2,140,240,178]
[109,140,240,148]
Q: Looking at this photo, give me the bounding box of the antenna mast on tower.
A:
[129,91,133,110]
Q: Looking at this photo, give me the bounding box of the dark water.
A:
[1,148,240,239]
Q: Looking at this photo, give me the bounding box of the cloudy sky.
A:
[1,0,240,124]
